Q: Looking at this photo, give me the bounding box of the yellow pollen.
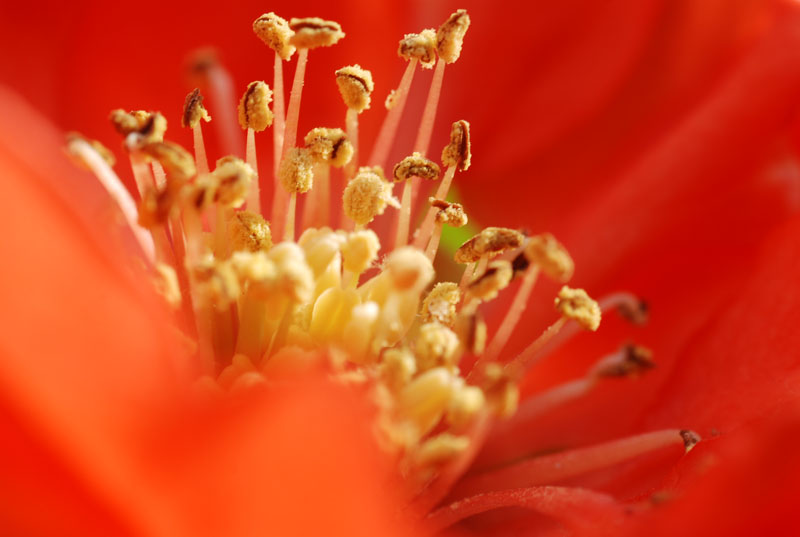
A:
[432,199,468,227]
[441,120,471,171]
[335,65,374,112]
[341,229,380,274]
[110,110,167,144]
[555,286,602,331]
[228,210,272,253]
[279,147,314,193]
[139,141,196,181]
[469,260,513,301]
[212,156,254,208]
[416,322,460,371]
[304,127,353,167]
[238,81,274,131]
[436,9,471,64]
[398,29,437,68]
[421,282,461,327]
[454,227,524,264]
[525,233,574,282]
[393,152,441,182]
[342,168,396,225]
[289,17,345,49]
[253,12,296,60]
[182,88,211,128]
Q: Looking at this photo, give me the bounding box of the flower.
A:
[2,2,800,537]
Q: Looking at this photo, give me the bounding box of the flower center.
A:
[65,8,692,524]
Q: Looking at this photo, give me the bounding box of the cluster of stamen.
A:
[65,7,696,526]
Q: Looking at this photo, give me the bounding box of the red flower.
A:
[2,1,800,536]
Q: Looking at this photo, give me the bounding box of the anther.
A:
[398,29,437,68]
[524,233,574,283]
[468,260,513,302]
[680,430,701,452]
[481,363,519,418]
[65,132,116,168]
[212,156,254,208]
[137,181,182,229]
[393,152,441,182]
[398,367,457,436]
[335,65,374,112]
[446,385,485,430]
[421,282,462,327]
[416,322,460,371]
[238,81,274,132]
[617,298,649,325]
[436,9,471,64]
[139,141,196,181]
[341,229,380,275]
[433,200,468,227]
[413,434,469,468]
[227,210,272,253]
[304,127,353,167]
[441,120,471,171]
[110,110,168,144]
[455,227,524,264]
[288,17,345,49]
[279,147,314,193]
[182,88,211,129]
[381,348,417,391]
[555,286,601,331]
[342,168,397,226]
[385,246,434,292]
[593,344,655,378]
[253,12,296,60]
[190,257,241,308]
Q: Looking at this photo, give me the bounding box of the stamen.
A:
[182,89,211,175]
[227,210,272,253]
[139,141,197,182]
[278,147,314,240]
[238,81,274,213]
[109,109,167,144]
[368,57,418,170]
[253,12,296,61]
[186,50,241,157]
[335,65,373,180]
[342,167,397,228]
[65,135,155,263]
[341,229,380,288]
[555,286,602,331]
[425,199,467,260]
[422,282,462,327]
[435,9,471,64]
[211,156,255,257]
[393,152,441,248]
[467,260,513,302]
[398,29,437,68]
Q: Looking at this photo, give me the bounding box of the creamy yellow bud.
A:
[182,88,211,128]
[454,227,523,264]
[398,367,457,436]
[469,260,513,301]
[227,210,272,252]
[413,433,469,468]
[289,17,345,49]
[447,385,485,429]
[555,286,601,331]
[398,29,437,68]
[253,12,296,60]
[441,120,471,171]
[335,65,374,112]
[421,282,461,327]
[304,127,353,167]
[436,9,470,64]
[279,147,314,193]
[238,81,273,131]
[342,229,380,274]
[525,233,574,282]
[393,152,440,182]
[385,246,434,292]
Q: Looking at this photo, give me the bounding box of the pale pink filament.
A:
[368,58,418,169]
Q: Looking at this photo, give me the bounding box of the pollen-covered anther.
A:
[436,9,470,64]
[525,233,574,282]
[190,257,241,308]
[432,199,468,227]
[386,247,434,292]
[416,322,460,371]
[289,17,345,49]
[393,152,440,182]
[343,168,397,225]
[380,347,417,392]
[66,132,116,168]
[227,210,272,253]
[555,286,602,331]
[238,81,274,131]
[441,120,471,171]
[454,227,524,264]
[680,430,701,452]
[342,230,380,274]
[421,282,461,327]
[469,260,513,301]
[139,141,196,181]
[304,127,353,167]
[110,110,167,145]
[279,147,314,193]
[184,174,218,212]
[618,299,649,325]
[412,433,469,468]
[595,344,655,378]
[398,29,437,68]
[182,88,211,128]
[481,363,519,418]
[335,65,374,112]
[137,182,182,228]
[153,263,181,309]
[212,156,254,208]
[253,12,296,60]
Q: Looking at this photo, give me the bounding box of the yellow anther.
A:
[309,286,359,342]
[436,9,470,64]
[342,168,397,225]
[481,363,519,418]
[288,17,345,49]
[304,127,353,167]
[469,260,513,301]
[431,199,468,227]
[109,110,167,143]
[441,120,471,171]
[342,229,380,274]
[238,81,274,131]
[341,301,380,362]
[398,367,457,436]
[182,88,211,128]
[298,227,345,277]
[413,433,469,468]
[190,256,241,308]
[555,286,601,331]
[227,210,272,253]
[385,246,434,292]
[393,152,440,183]
[139,141,196,181]
[381,347,417,392]
[183,173,218,212]
[398,29,437,68]
[525,233,574,282]
[454,227,524,264]
[137,180,183,228]
[229,251,277,291]
[335,65,374,112]
[447,385,485,430]
[253,12,296,60]
[65,132,116,168]
[212,156,254,208]
[421,282,461,327]
[153,263,181,309]
[416,322,460,371]
[279,147,314,193]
